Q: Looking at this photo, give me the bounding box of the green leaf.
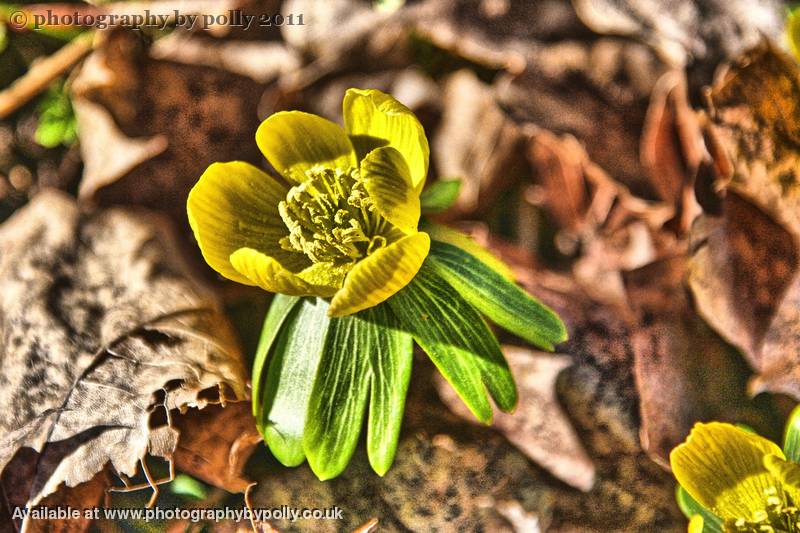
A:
[170,474,208,500]
[388,263,517,423]
[428,240,567,350]
[784,404,800,462]
[364,304,413,475]
[303,314,373,480]
[675,485,724,533]
[303,304,413,479]
[35,121,69,149]
[420,179,461,214]
[422,222,515,280]
[252,294,300,419]
[35,79,78,148]
[258,297,330,467]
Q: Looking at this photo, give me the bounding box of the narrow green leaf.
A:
[365,304,413,475]
[420,179,461,214]
[429,240,567,350]
[259,297,330,467]
[252,294,300,419]
[303,313,372,480]
[784,404,800,462]
[675,485,724,533]
[388,263,517,423]
[422,222,515,280]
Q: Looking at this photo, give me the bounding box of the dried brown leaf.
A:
[689,44,800,398]
[173,402,261,494]
[71,30,263,226]
[498,39,667,192]
[624,256,779,466]
[0,190,247,527]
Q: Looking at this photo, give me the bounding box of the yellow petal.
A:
[688,515,704,533]
[670,422,785,521]
[328,232,430,317]
[187,161,307,284]
[765,454,800,489]
[229,248,334,297]
[343,88,429,190]
[361,146,420,233]
[256,111,358,184]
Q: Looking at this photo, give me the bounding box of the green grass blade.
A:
[252,294,300,418]
[303,313,372,480]
[364,304,413,475]
[429,240,567,350]
[258,297,330,467]
[388,263,517,423]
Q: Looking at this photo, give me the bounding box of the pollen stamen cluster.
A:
[725,487,800,532]
[279,167,392,264]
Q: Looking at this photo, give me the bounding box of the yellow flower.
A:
[187,88,431,316]
[671,422,800,532]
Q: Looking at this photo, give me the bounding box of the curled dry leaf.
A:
[73,98,168,200]
[689,43,800,398]
[173,401,261,494]
[0,191,247,526]
[524,128,674,308]
[639,70,703,233]
[435,345,596,492]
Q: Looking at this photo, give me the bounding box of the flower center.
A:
[278,167,395,264]
[724,487,800,532]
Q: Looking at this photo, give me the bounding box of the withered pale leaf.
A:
[690,44,800,398]
[572,0,784,72]
[74,98,168,200]
[435,346,596,492]
[0,191,247,520]
[433,70,528,215]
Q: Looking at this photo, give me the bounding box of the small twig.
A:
[0,31,94,119]
[244,482,258,533]
[352,518,379,533]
